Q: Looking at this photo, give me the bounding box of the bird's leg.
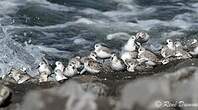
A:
[103,59,106,63]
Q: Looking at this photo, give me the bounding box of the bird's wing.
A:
[100,47,112,53]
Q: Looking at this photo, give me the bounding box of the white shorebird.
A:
[188,39,198,56]
[8,68,31,84]
[54,61,65,72]
[121,51,138,64]
[138,47,159,66]
[38,61,52,75]
[68,56,82,69]
[80,51,97,64]
[125,59,139,72]
[64,63,79,77]
[174,41,184,50]
[190,46,198,56]
[54,61,67,81]
[191,39,198,45]
[94,43,113,59]
[122,36,137,52]
[110,54,126,71]
[188,39,198,48]
[172,40,192,59]
[8,69,20,83]
[38,72,48,82]
[54,69,67,81]
[37,61,52,82]
[175,47,192,59]
[17,75,31,84]
[135,32,150,43]
[160,39,176,58]
[80,59,102,74]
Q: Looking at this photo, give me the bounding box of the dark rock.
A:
[19,81,97,110]
[162,66,198,109]
[116,78,171,110]
[81,82,109,96]
[163,66,198,82]
[19,91,67,110]
[0,84,12,107]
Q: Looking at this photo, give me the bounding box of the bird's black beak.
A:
[51,63,56,69]
[36,65,40,69]
[110,56,113,61]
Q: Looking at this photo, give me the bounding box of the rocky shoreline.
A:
[0,58,197,110]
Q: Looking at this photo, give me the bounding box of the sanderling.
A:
[188,39,198,48]
[0,85,11,106]
[37,61,52,82]
[125,59,138,72]
[173,40,192,59]
[192,39,198,44]
[64,63,79,77]
[174,41,184,49]
[54,61,65,72]
[54,69,67,81]
[160,39,176,58]
[121,51,138,64]
[54,61,67,81]
[17,75,31,84]
[68,56,82,69]
[166,39,175,50]
[80,51,97,64]
[38,62,52,75]
[175,48,192,59]
[8,68,31,84]
[110,54,126,71]
[38,72,48,82]
[188,39,198,56]
[138,47,159,66]
[94,43,113,59]
[122,36,137,52]
[1,74,17,84]
[190,46,198,56]
[80,59,102,74]
[135,32,150,43]
[8,68,20,82]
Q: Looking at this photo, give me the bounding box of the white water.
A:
[0,0,197,75]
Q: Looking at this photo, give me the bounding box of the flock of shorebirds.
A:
[2,32,198,84]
